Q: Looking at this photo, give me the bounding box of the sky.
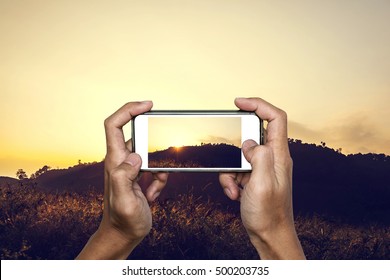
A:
[0,0,389,177]
[148,116,241,152]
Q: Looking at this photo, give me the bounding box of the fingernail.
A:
[241,140,250,150]
[152,191,161,201]
[242,139,258,149]
[224,188,232,198]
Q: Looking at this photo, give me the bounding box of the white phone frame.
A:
[132,111,263,172]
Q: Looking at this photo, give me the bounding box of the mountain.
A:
[6,140,389,224]
[0,176,19,186]
[35,162,104,193]
[289,139,390,224]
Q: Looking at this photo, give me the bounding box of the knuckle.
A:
[109,167,128,183]
[104,116,113,129]
[251,145,272,162]
[277,108,288,121]
[253,144,271,156]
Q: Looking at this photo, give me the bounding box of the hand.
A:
[77,101,168,259]
[219,97,305,259]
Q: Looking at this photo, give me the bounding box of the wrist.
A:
[248,220,305,260]
[76,224,144,260]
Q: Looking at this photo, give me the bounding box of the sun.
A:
[174,146,182,152]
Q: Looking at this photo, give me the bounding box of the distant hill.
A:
[35,162,104,193]
[289,139,390,224]
[0,176,19,186]
[5,139,389,224]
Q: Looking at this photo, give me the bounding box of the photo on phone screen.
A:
[148,116,241,168]
[133,111,262,172]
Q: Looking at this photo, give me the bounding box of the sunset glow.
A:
[1,0,390,177]
[148,117,241,152]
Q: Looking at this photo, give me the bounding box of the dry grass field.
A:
[1,183,389,260]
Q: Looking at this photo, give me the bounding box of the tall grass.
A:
[1,184,389,259]
[148,159,202,168]
[0,184,102,259]
[137,194,257,259]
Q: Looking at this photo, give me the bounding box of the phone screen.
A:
[133,111,262,172]
[148,116,242,169]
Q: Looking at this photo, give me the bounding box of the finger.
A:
[241,142,276,194]
[145,172,169,202]
[219,173,241,200]
[235,97,288,151]
[109,153,142,198]
[263,127,268,144]
[104,101,153,154]
[241,139,259,161]
[125,139,133,152]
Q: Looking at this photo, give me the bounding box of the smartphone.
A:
[132,110,264,172]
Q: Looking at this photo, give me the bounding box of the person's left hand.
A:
[77,101,168,259]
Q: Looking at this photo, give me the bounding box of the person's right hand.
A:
[219,97,305,259]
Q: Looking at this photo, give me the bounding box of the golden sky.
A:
[1,0,389,177]
[148,117,241,152]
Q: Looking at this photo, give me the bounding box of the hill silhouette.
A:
[35,162,104,193]
[10,139,389,224]
[0,176,19,186]
[149,143,241,168]
[289,139,390,224]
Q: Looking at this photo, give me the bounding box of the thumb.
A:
[241,139,259,164]
[242,139,274,170]
[241,140,276,193]
[122,153,142,179]
[109,153,142,197]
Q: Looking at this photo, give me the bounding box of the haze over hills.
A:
[2,139,389,224]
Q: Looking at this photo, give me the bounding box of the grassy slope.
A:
[1,184,389,260]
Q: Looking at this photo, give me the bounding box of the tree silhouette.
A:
[30,165,51,179]
[16,169,27,180]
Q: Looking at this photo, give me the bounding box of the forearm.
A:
[249,222,305,260]
[76,226,142,260]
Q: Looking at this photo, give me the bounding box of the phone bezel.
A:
[132,110,264,172]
